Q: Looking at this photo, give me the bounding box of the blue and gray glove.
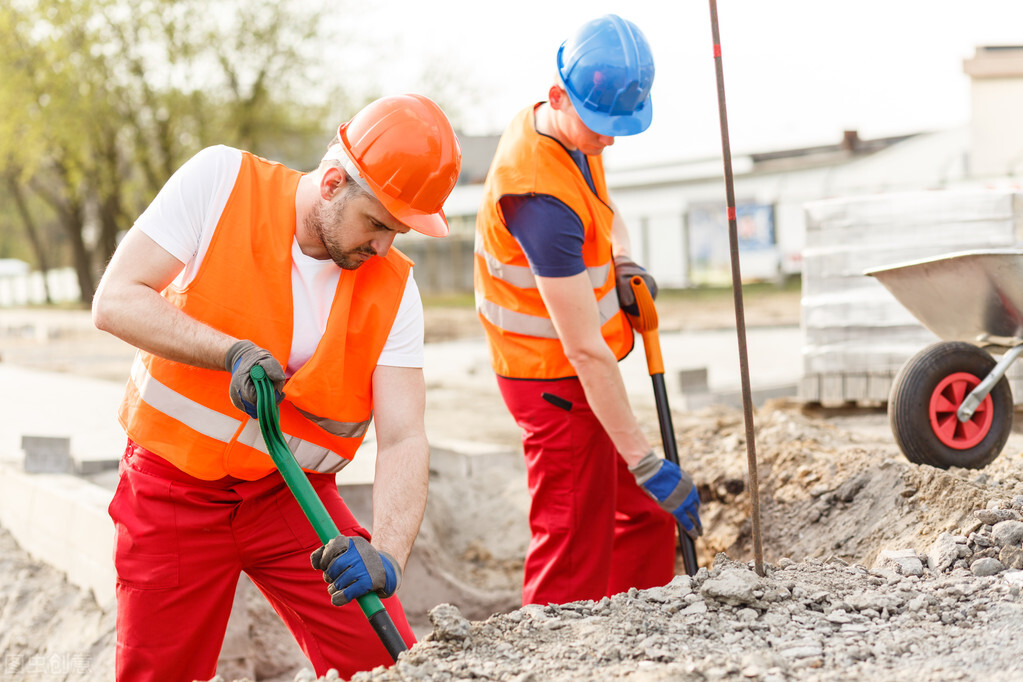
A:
[614,255,658,317]
[224,340,286,418]
[630,451,703,539]
[311,535,402,607]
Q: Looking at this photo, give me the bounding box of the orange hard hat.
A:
[338,94,462,237]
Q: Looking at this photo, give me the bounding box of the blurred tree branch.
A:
[0,0,343,303]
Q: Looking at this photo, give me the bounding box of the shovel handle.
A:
[251,366,407,661]
[628,277,665,374]
[626,277,700,576]
[626,275,659,333]
[651,374,700,576]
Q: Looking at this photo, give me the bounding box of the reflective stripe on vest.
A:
[477,286,622,339]
[472,105,634,380]
[130,350,365,475]
[117,150,410,480]
[474,239,621,337]
[474,240,611,290]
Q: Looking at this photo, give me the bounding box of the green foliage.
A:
[0,0,349,300]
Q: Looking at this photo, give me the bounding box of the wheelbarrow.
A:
[865,248,1023,470]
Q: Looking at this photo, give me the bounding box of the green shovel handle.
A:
[250,365,407,660]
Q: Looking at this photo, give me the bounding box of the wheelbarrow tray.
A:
[865,248,1023,352]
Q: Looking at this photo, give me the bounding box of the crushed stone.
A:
[5,398,1023,681]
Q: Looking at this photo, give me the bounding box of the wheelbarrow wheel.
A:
[889,341,1013,470]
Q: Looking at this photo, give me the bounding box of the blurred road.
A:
[0,306,803,469]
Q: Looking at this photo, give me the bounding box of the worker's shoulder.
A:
[173,145,244,182]
[173,144,242,169]
[190,144,243,160]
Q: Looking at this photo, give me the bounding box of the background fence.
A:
[0,267,81,307]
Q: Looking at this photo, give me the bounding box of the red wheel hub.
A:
[929,372,993,449]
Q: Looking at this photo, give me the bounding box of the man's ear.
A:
[548,84,570,111]
[320,166,345,200]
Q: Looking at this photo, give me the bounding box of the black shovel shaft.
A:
[651,373,699,576]
[368,611,407,659]
[652,375,677,463]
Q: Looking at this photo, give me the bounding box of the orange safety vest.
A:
[474,104,633,380]
[118,151,412,481]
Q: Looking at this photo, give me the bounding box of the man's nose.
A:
[599,135,615,147]
[372,232,398,257]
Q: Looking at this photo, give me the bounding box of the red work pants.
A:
[108,441,414,682]
[497,376,676,606]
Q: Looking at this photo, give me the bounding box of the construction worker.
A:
[92,94,461,681]
[474,15,702,606]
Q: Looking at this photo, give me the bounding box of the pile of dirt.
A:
[6,297,1023,681]
[363,549,1023,682]
[5,397,1023,681]
[681,400,1023,569]
[0,527,117,680]
[310,401,1023,682]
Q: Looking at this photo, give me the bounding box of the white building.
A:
[437,45,1023,291]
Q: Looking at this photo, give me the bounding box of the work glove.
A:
[614,255,658,317]
[630,451,703,539]
[311,535,402,607]
[224,340,286,419]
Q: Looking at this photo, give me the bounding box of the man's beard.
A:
[308,195,376,270]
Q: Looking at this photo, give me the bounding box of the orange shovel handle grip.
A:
[627,276,664,375]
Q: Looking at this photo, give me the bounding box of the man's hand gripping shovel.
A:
[249,365,408,661]
[626,278,701,576]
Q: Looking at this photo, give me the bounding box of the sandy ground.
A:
[10,288,1023,681]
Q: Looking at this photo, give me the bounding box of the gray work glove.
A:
[224,340,286,418]
[614,255,658,317]
[630,451,703,539]
[311,535,402,607]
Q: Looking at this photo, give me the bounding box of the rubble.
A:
[4,299,1023,681]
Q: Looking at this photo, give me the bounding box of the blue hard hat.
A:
[556,14,655,137]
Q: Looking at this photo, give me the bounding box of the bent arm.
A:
[609,198,632,259]
[536,272,651,466]
[92,227,238,369]
[367,364,429,569]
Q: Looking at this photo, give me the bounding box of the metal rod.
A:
[708,0,765,576]
[958,344,1023,420]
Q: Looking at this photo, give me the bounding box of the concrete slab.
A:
[0,365,126,468]
[22,435,73,473]
[0,323,803,479]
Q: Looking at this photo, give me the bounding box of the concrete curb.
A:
[0,462,116,608]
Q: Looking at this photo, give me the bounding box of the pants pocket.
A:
[109,465,181,590]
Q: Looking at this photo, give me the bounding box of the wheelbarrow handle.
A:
[251,366,407,661]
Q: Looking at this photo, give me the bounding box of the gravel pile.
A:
[346,543,1023,682]
[6,399,1023,682]
[275,406,1023,682]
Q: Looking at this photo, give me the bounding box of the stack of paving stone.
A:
[800,188,1023,406]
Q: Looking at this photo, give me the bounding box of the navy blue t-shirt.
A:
[500,148,599,278]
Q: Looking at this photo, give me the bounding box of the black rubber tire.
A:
[888,341,1013,470]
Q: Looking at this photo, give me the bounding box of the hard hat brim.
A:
[334,141,451,238]
[381,198,450,238]
[571,94,653,138]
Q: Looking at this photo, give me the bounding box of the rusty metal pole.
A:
[707,0,765,576]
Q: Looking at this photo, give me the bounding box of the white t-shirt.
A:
[133,145,425,375]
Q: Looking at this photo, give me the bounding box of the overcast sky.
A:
[341,1,1023,167]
